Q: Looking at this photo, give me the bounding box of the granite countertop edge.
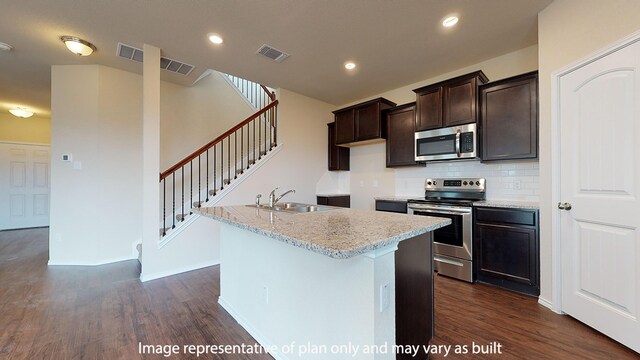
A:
[472,200,540,210]
[195,208,449,259]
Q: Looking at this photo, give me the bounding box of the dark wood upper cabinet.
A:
[385,103,420,167]
[479,71,538,161]
[416,87,442,131]
[334,109,355,144]
[413,71,488,131]
[327,122,349,171]
[333,98,396,145]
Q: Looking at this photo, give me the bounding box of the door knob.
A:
[558,202,572,210]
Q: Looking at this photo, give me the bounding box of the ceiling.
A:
[0,0,552,117]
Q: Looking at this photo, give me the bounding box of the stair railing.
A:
[225,74,276,110]
[159,99,278,236]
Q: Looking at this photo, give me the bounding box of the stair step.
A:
[193,201,203,207]
[160,227,171,236]
[176,214,187,222]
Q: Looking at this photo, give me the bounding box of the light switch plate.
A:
[62,153,72,162]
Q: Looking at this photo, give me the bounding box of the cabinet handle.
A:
[557,202,572,211]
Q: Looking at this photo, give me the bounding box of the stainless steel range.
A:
[407,178,485,282]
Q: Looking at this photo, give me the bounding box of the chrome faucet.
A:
[255,194,262,206]
[268,187,296,207]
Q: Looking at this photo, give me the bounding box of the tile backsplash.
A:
[394,160,539,201]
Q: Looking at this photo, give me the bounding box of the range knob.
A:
[463,181,468,185]
[476,181,480,186]
[427,181,432,185]
[433,181,437,185]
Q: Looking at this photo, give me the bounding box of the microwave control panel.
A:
[461,132,474,153]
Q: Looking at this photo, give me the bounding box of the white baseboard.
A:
[48,255,136,266]
[538,297,563,314]
[140,259,219,282]
[218,297,290,360]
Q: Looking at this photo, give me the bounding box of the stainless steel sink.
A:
[246,202,333,213]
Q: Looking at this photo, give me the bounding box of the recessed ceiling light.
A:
[0,42,13,51]
[344,62,356,70]
[442,16,459,27]
[60,36,96,56]
[9,108,34,118]
[209,34,223,44]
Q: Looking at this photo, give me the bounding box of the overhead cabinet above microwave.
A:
[413,71,489,131]
[334,97,396,146]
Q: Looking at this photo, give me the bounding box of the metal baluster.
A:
[227,134,231,184]
[265,112,268,153]
[234,131,238,179]
[205,149,209,201]
[172,172,176,229]
[275,105,278,146]
[162,179,166,236]
[270,108,273,150]
[241,126,244,172]
[258,114,262,158]
[190,161,193,211]
[198,155,201,205]
[253,118,256,163]
[181,167,184,221]
[213,144,217,196]
[220,139,224,190]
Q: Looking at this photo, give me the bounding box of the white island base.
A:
[218,224,400,360]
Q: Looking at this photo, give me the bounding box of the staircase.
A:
[158,76,279,240]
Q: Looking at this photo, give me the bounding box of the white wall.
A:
[49,65,143,265]
[0,113,50,144]
[327,46,540,210]
[160,72,253,169]
[538,0,640,307]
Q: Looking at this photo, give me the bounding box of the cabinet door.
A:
[443,77,477,127]
[475,222,539,295]
[335,109,355,144]
[480,73,538,161]
[354,103,380,141]
[415,87,442,131]
[327,123,349,171]
[386,105,417,167]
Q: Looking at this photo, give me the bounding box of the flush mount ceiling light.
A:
[208,34,223,44]
[344,62,356,70]
[0,42,13,51]
[9,108,34,118]
[442,16,459,27]
[60,36,96,56]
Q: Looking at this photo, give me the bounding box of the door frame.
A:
[550,29,640,314]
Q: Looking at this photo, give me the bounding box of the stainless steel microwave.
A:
[415,123,477,162]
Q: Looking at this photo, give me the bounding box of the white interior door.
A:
[559,39,640,353]
[0,143,50,230]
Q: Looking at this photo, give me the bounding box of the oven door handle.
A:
[408,205,471,214]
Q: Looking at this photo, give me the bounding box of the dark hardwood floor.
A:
[1,228,637,359]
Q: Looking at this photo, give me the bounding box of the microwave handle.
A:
[455,129,461,157]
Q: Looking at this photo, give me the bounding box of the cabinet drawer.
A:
[475,207,536,226]
[375,200,407,214]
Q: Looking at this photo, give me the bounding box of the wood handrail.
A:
[160,100,279,181]
[261,85,276,101]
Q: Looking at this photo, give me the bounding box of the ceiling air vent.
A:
[116,43,195,76]
[256,44,289,63]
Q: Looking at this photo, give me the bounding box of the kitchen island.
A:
[194,205,450,360]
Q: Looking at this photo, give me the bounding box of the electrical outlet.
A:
[514,180,522,190]
[262,285,269,304]
[380,283,390,312]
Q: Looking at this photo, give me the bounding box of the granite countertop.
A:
[473,200,540,210]
[194,205,450,259]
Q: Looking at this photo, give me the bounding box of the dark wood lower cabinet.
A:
[375,199,407,213]
[474,207,540,296]
[316,195,350,208]
[395,232,433,359]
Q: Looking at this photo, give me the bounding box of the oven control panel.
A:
[425,178,485,191]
